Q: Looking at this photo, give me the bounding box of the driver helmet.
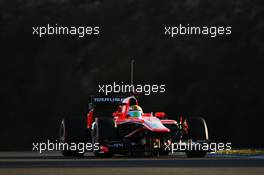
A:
[128,105,143,117]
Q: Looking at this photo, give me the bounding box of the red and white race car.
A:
[60,96,209,157]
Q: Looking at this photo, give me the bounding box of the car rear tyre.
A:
[60,118,87,157]
[184,117,208,158]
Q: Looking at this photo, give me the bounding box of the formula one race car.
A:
[60,96,209,157]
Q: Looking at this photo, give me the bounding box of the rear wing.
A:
[89,96,127,110]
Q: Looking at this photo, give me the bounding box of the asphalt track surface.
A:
[0,152,264,175]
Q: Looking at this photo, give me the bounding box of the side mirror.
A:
[155,112,165,118]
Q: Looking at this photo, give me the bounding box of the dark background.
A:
[1,0,263,150]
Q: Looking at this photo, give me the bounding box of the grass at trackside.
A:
[216,149,264,155]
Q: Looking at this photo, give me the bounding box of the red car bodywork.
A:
[86,96,178,133]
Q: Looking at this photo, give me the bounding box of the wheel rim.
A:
[60,120,66,143]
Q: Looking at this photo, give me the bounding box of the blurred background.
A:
[0,0,263,150]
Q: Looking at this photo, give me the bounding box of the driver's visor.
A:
[128,111,142,117]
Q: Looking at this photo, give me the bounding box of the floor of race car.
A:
[0,152,263,175]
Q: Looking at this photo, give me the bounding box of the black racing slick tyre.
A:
[184,117,209,158]
[60,118,87,157]
[92,117,116,158]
